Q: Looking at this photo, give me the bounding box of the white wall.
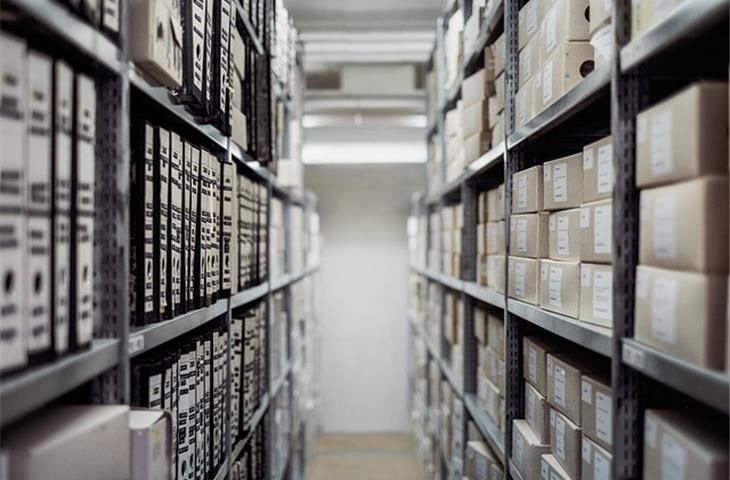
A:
[306,163,423,432]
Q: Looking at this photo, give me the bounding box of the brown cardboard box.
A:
[582,135,614,202]
[495,72,505,113]
[488,95,504,128]
[580,373,612,452]
[589,0,612,34]
[491,111,505,145]
[548,351,605,426]
[539,0,591,60]
[544,153,583,210]
[481,376,503,425]
[463,100,490,137]
[579,263,613,328]
[487,254,506,293]
[486,221,504,255]
[465,131,492,165]
[523,335,566,396]
[486,346,506,392]
[465,441,496,480]
[525,381,551,444]
[636,82,728,188]
[519,36,541,88]
[579,199,613,264]
[487,311,505,357]
[581,435,612,480]
[513,166,544,214]
[644,410,729,480]
[129,0,183,88]
[509,257,540,304]
[549,208,582,261]
[639,177,728,273]
[491,33,505,76]
[510,213,549,258]
[550,408,583,480]
[513,420,551,480]
[541,453,572,480]
[518,0,542,50]
[463,69,492,107]
[539,259,580,317]
[634,265,727,370]
[487,184,505,221]
[535,41,594,113]
[516,79,535,128]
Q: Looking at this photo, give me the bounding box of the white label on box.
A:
[594,205,612,254]
[522,45,533,82]
[541,263,548,281]
[582,380,593,403]
[596,390,612,444]
[595,449,611,480]
[545,6,557,54]
[550,215,556,231]
[645,416,658,448]
[653,196,676,259]
[583,148,594,170]
[661,434,687,480]
[518,175,527,208]
[129,334,145,354]
[580,207,590,228]
[541,459,550,480]
[582,437,593,462]
[517,218,528,253]
[557,216,570,256]
[597,144,613,193]
[515,433,524,468]
[515,262,526,297]
[636,269,649,299]
[554,365,566,407]
[651,277,678,344]
[526,1,538,36]
[549,266,563,307]
[553,163,567,202]
[527,388,536,425]
[518,88,528,125]
[544,163,552,180]
[637,116,647,144]
[593,270,613,320]
[529,347,537,382]
[555,415,566,460]
[581,265,592,287]
[623,342,646,369]
[650,109,673,176]
[542,60,554,104]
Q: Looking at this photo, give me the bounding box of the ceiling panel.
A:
[284,0,441,31]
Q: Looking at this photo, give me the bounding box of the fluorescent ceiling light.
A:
[303,142,426,164]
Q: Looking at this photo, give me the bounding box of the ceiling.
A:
[285,0,441,31]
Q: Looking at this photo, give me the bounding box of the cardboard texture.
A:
[513,420,550,480]
[541,453,572,480]
[543,153,583,210]
[525,381,551,444]
[579,263,613,328]
[579,199,613,264]
[582,135,614,202]
[513,166,544,214]
[549,208,582,261]
[509,257,540,304]
[523,335,565,397]
[534,41,594,113]
[539,0,591,60]
[581,435,612,480]
[550,408,583,480]
[510,213,549,258]
[547,351,605,426]
[539,259,580,318]
[580,373,613,451]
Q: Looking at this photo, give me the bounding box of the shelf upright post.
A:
[612,0,645,477]
[224,137,234,477]
[503,0,526,464]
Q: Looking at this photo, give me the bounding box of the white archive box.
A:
[579,263,613,327]
[580,199,613,264]
[129,0,184,88]
[549,208,582,262]
[543,153,583,210]
[582,135,614,203]
[130,409,173,480]
[0,34,27,373]
[539,259,580,318]
[26,51,54,360]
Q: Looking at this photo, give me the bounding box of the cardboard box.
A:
[487,254,506,293]
[487,311,505,357]
[510,213,549,258]
[509,257,540,304]
[550,408,583,479]
[580,199,613,264]
[541,453,572,480]
[518,0,541,50]
[639,177,728,273]
[513,420,551,480]
[463,99,490,137]
[544,153,583,210]
[465,131,492,164]
[231,108,248,151]
[579,263,613,328]
[519,36,541,88]
[636,82,728,188]
[491,34,505,76]
[580,373,612,451]
[486,346,505,392]
[4,405,130,480]
[491,111,505,145]
[516,79,534,128]
[464,8,484,56]
[582,135,614,202]
[525,381,551,444]
[478,192,489,223]
[539,259,580,317]
[484,221,505,255]
[644,410,729,480]
[590,0,612,33]
[535,41,594,112]
[488,94,503,128]
[482,377,503,425]
[462,69,492,107]
[523,335,565,396]
[581,435,612,480]
[547,351,604,426]
[494,72,505,117]
[634,265,727,370]
[549,208,582,261]
[465,441,496,480]
[487,184,505,221]
[129,0,183,88]
[513,166,544,214]
[130,409,172,480]
[539,0,591,60]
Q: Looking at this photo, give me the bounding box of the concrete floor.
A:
[306,433,419,480]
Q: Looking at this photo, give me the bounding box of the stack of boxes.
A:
[477,184,506,291]
[508,136,615,330]
[445,10,464,92]
[443,203,464,278]
[512,335,613,480]
[633,82,728,372]
[515,0,595,128]
[445,290,465,382]
[474,305,506,434]
[462,69,492,167]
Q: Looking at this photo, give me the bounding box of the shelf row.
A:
[0,267,318,426]
[461,0,504,73]
[426,142,505,204]
[411,266,729,414]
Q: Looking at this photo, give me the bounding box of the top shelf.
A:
[620,0,728,72]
